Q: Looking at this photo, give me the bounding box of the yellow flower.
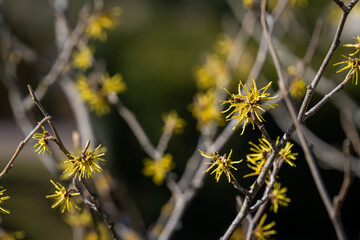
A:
[0,187,10,214]
[189,90,223,129]
[252,214,276,240]
[334,55,360,85]
[247,138,272,163]
[101,73,127,95]
[72,46,94,70]
[162,110,186,135]
[244,157,266,179]
[143,154,175,186]
[85,7,121,41]
[343,36,360,56]
[46,180,80,213]
[76,74,96,101]
[279,141,297,167]
[62,144,105,180]
[200,149,242,182]
[63,209,93,227]
[195,54,227,90]
[242,0,254,9]
[269,182,291,213]
[76,73,126,116]
[221,79,278,135]
[214,34,233,60]
[244,138,296,178]
[289,78,307,100]
[32,125,52,156]
[84,223,112,240]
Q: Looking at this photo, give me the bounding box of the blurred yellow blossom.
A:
[101,73,127,95]
[72,46,94,70]
[200,149,242,182]
[76,72,126,116]
[62,144,106,180]
[269,182,291,213]
[242,0,254,9]
[230,227,245,240]
[195,54,228,90]
[63,209,93,227]
[46,180,80,213]
[189,90,223,129]
[289,78,307,100]
[84,223,112,240]
[221,79,278,134]
[252,214,276,240]
[85,7,121,41]
[162,110,186,135]
[143,154,175,185]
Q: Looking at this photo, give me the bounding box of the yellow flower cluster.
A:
[162,110,186,135]
[287,65,307,100]
[189,90,223,129]
[334,36,360,85]
[269,182,291,213]
[252,214,276,240]
[221,79,278,134]
[195,55,228,90]
[32,125,52,156]
[72,46,94,71]
[76,73,127,116]
[190,35,232,130]
[143,154,175,186]
[62,144,105,180]
[200,149,242,182]
[289,78,307,100]
[244,138,297,178]
[85,7,121,42]
[46,180,80,213]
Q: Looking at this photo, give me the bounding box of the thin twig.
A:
[245,198,269,240]
[27,84,71,157]
[22,3,89,111]
[298,0,358,121]
[114,97,156,159]
[261,0,350,238]
[80,179,120,240]
[0,116,52,179]
[249,160,282,212]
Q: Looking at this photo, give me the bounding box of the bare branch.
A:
[27,84,71,157]
[80,179,120,240]
[0,116,52,179]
